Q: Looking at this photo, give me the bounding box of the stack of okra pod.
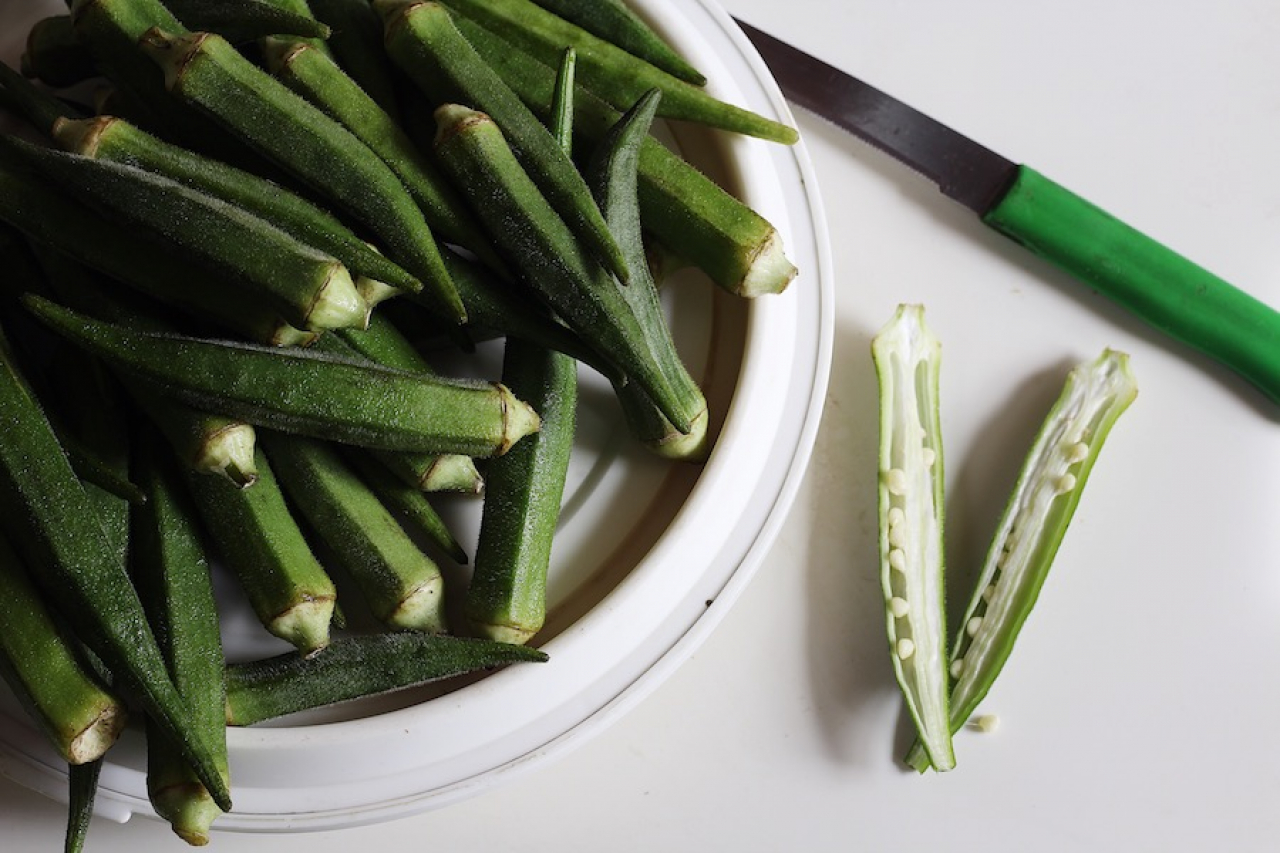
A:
[0,0,799,846]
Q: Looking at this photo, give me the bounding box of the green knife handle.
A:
[984,166,1280,404]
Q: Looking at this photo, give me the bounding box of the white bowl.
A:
[0,0,833,830]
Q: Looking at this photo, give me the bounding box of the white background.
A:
[4,0,1280,850]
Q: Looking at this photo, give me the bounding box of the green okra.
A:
[550,46,577,155]
[21,16,98,88]
[465,337,577,644]
[432,103,693,432]
[165,0,332,44]
[307,0,404,119]
[376,0,629,285]
[527,0,705,86]
[224,632,549,726]
[262,38,496,269]
[0,324,232,811]
[905,350,1138,772]
[26,296,542,457]
[3,136,369,333]
[455,16,797,297]
[250,0,334,55]
[266,433,448,633]
[589,88,709,460]
[139,27,467,324]
[189,446,336,655]
[345,451,468,564]
[440,0,796,144]
[51,113,423,294]
[872,305,954,772]
[0,59,77,136]
[65,760,102,853]
[0,531,127,766]
[132,443,229,844]
[0,156,329,347]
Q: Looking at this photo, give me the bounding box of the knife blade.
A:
[736,18,1280,406]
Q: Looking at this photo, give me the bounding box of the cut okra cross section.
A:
[872,304,955,772]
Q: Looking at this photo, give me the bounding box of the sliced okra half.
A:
[872,304,955,772]
[906,348,1138,771]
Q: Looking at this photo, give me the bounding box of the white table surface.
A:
[4,0,1280,850]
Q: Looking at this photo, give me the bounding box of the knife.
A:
[736,18,1280,405]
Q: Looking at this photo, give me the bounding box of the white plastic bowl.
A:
[0,0,833,830]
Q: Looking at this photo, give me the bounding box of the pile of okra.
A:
[0,0,798,846]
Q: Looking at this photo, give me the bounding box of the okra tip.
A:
[497,384,542,455]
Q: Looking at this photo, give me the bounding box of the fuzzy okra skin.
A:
[26,296,541,457]
[454,16,797,298]
[266,433,448,633]
[165,0,333,43]
[132,444,229,843]
[262,38,495,268]
[905,350,1138,772]
[51,114,423,294]
[872,304,955,772]
[139,27,467,324]
[440,0,796,144]
[527,0,706,86]
[589,88,709,461]
[0,325,233,811]
[189,446,337,655]
[376,0,629,285]
[307,0,404,118]
[5,137,369,332]
[0,532,127,766]
[432,104,691,433]
[225,632,549,726]
[346,451,469,564]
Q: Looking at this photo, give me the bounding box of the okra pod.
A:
[0,59,77,136]
[376,0,629,284]
[50,113,424,294]
[905,350,1138,772]
[589,88,708,460]
[0,531,126,766]
[165,0,333,44]
[872,305,954,772]
[263,38,495,266]
[527,0,705,86]
[0,324,232,811]
[139,27,467,323]
[21,16,97,88]
[267,433,448,632]
[225,632,549,726]
[440,0,796,144]
[65,760,102,853]
[346,451,468,564]
[188,446,336,655]
[465,338,576,643]
[432,103,692,431]
[307,0,404,118]
[4,136,369,332]
[26,296,541,457]
[132,442,229,843]
[455,16,797,297]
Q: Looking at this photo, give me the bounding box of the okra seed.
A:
[896,638,915,660]
[888,549,906,572]
[973,714,1000,733]
[1054,473,1077,494]
[921,447,936,468]
[885,468,908,495]
[887,506,905,526]
[949,658,965,678]
[887,522,907,549]
[981,583,997,602]
[889,596,910,618]
[1066,441,1090,463]
[966,616,983,637]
